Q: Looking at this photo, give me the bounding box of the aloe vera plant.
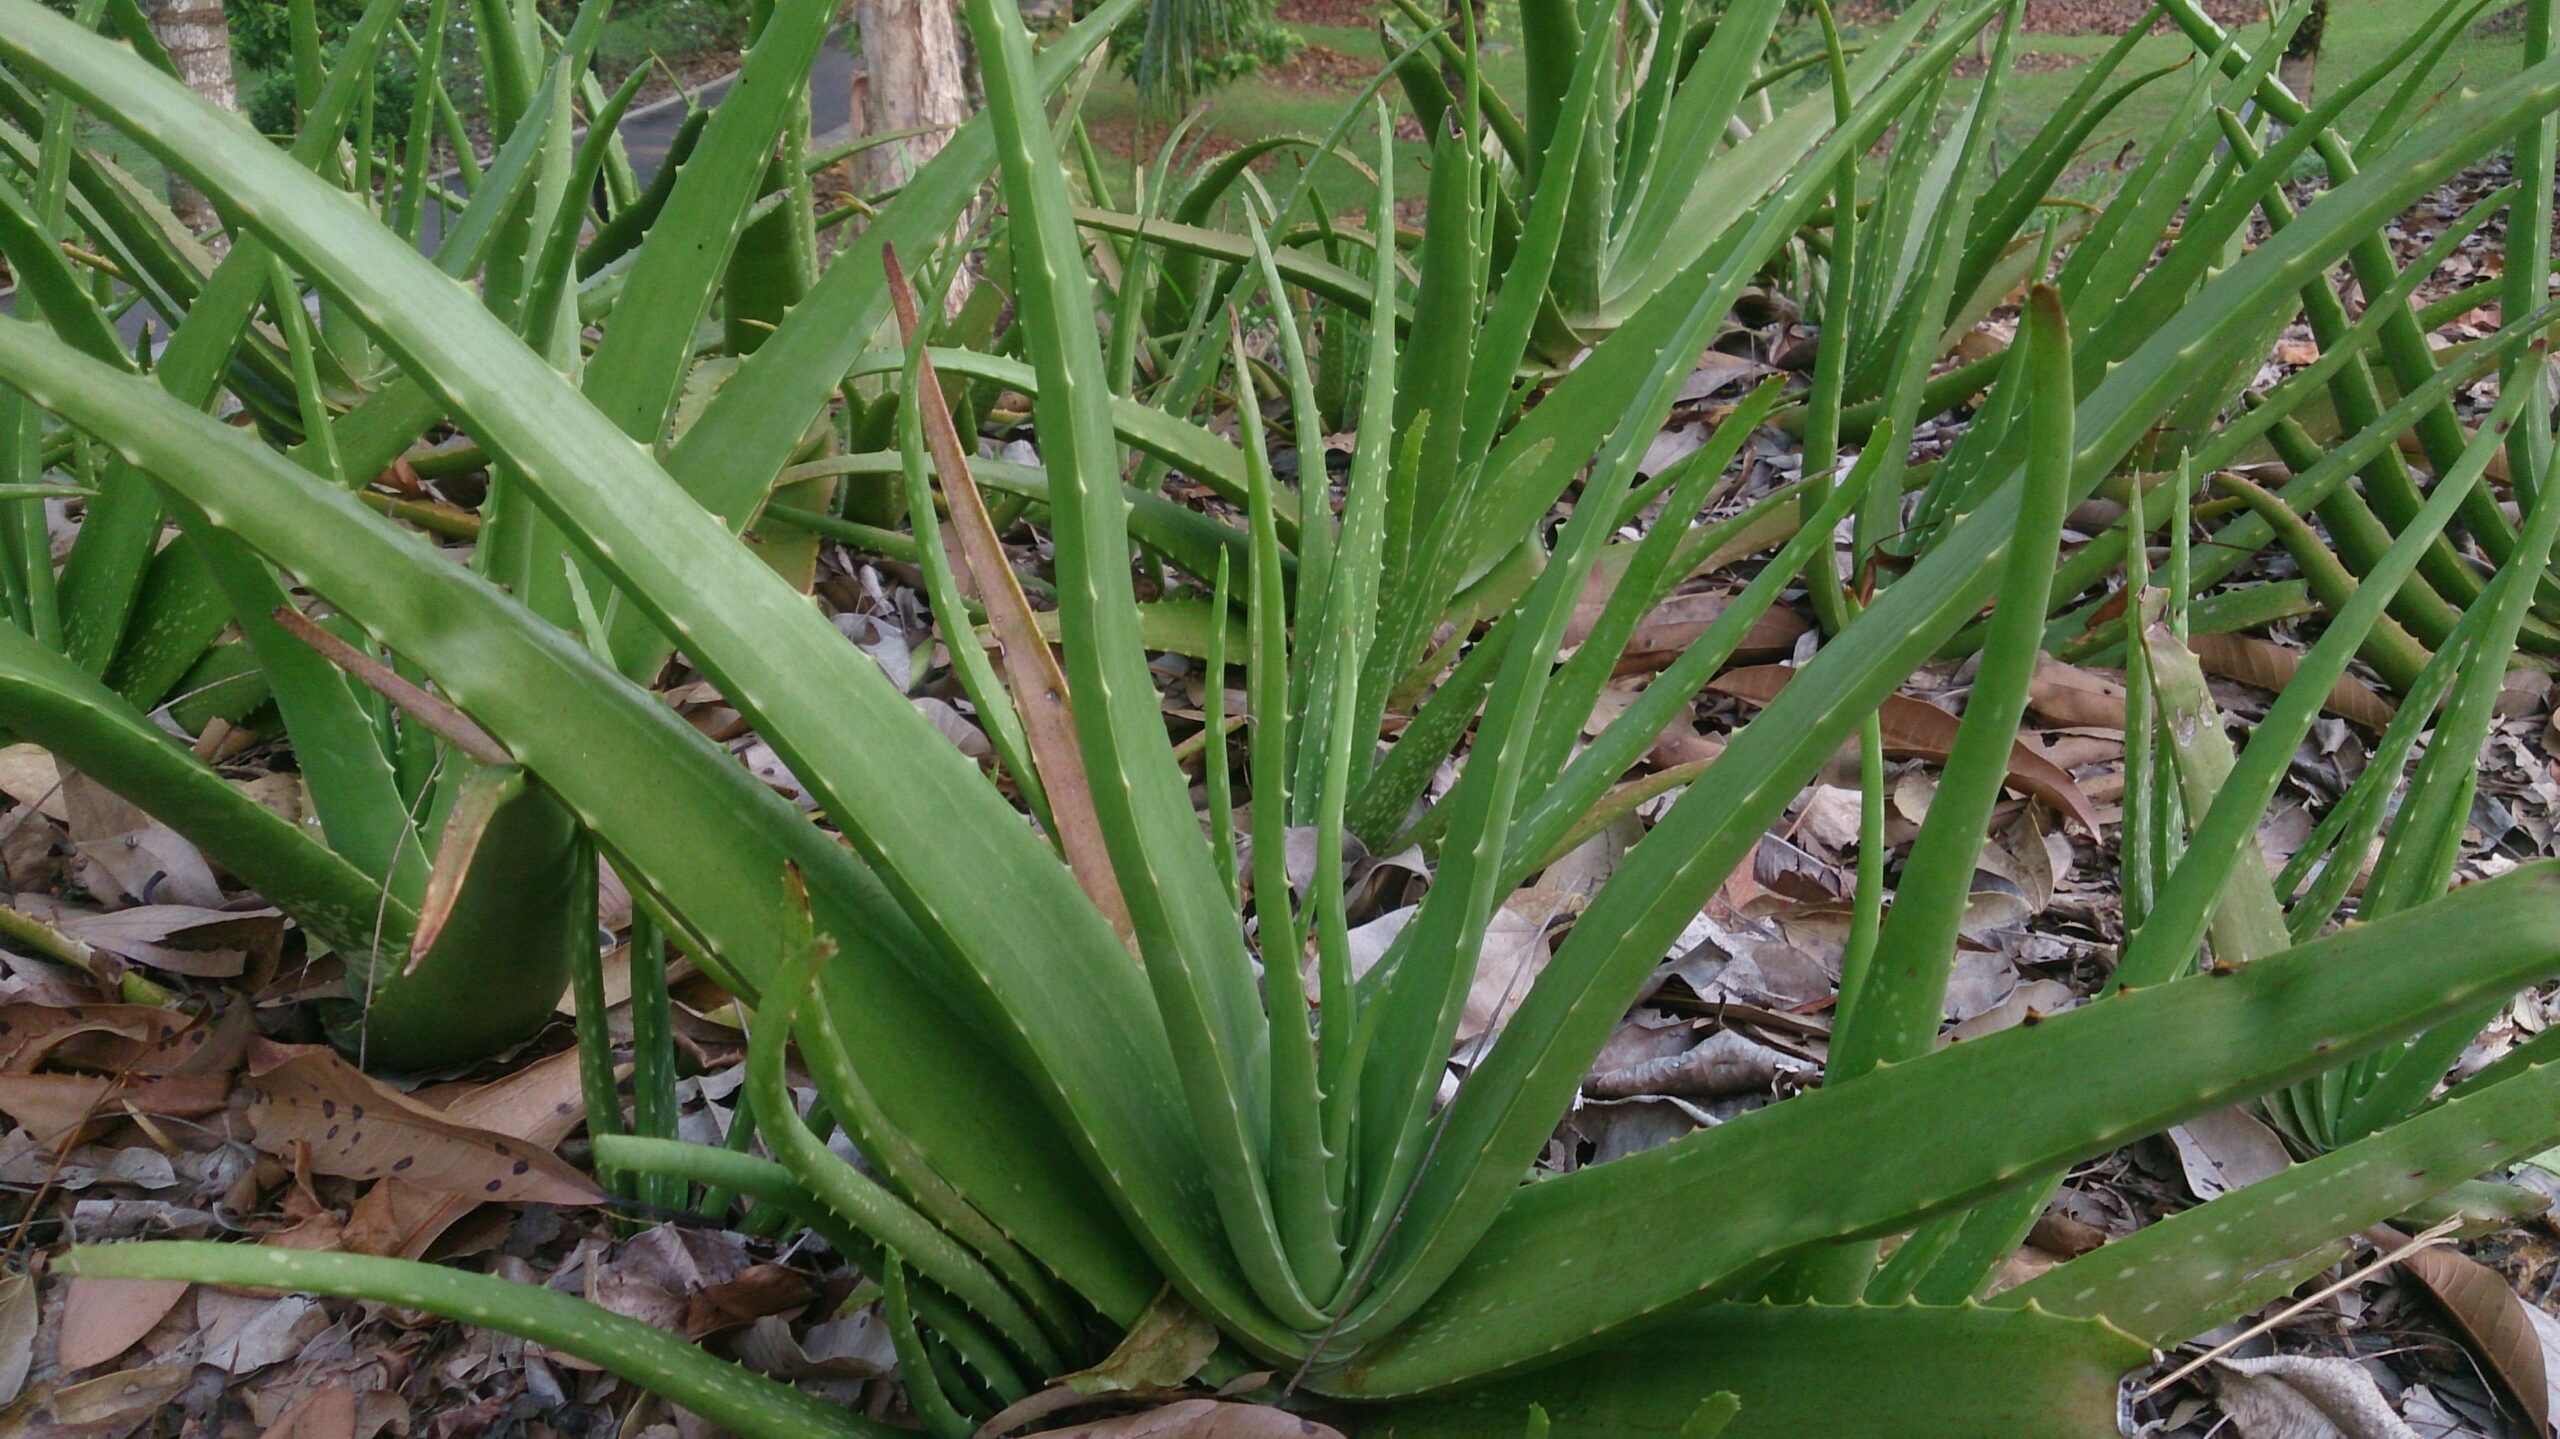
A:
[18,0,2560,1432]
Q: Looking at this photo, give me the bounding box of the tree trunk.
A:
[848,0,970,197]
[146,0,235,238]
[2278,0,2327,103]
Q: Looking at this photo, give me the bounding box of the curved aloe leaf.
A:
[60,1243,889,1439]
[0,0,1290,1344]
[2005,1051,2560,1347]
[1365,1301,2142,1439]
[1362,48,2560,1372]
[0,313,1164,1327]
[0,619,404,960]
[962,0,1324,1342]
[1328,864,2560,1394]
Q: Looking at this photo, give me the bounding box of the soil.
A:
[1842,0,2263,33]
[1953,48,2090,79]
[1264,44,1379,91]
[1279,0,1383,30]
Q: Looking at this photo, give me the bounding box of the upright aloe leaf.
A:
[960,0,1321,1339]
[1830,285,2071,1079]
[1327,865,2560,1395]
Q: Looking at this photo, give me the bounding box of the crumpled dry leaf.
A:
[1064,1287,1222,1396]
[243,1041,599,1206]
[345,1047,596,1258]
[57,1278,188,1371]
[2025,657,2129,730]
[2396,1241,2550,1435]
[0,1360,193,1436]
[731,1310,895,1381]
[0,745,66,822]
[2210,1354,2420,1439]
[1584,1027,1810,1099]
[0,1004,175,1074]
[57,905,282,978]
[1027,1399,1345,1438]
[63,773,221,910]
[680,1265,814,1342]
[2191,632,2396,731]
[0,1272,34,1406]
[2168,1105,2292,1202]
[197,1289,328,1375]
[1711,666,2103,834]
[1944,978,2079,1042]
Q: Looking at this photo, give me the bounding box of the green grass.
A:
[1109,3,2531,214]
[1948,5,2529,170]
[1073,19,1527,216]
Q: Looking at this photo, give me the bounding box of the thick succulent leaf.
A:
[2005,1052,2560,1347]
[60,1243,890,1439]
[1359,1301,2142,1438]
[0,314,1164,1327]
[0,619,405,961]
[0,0,1232,1335]
[961,0,1319,1342]
[1326,864,2560,1394]
[576,0,832,449]
[1370,49,2560,1377]
[656,0,1145,544]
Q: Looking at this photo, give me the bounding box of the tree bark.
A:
[146,0,235,238]
[848,0,970,197]
[2278,0,2327,103]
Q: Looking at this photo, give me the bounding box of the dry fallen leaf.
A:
[57,1278,188,1372]
[2026,657,2129,730]
[1585,1027,1810,1099]
[0,1072,113,1147]
[1613,594,1809,675]
[2191,632,2395,730]
[243,1041,600,1206]
[1064,1287,1223,1396]
[254,1384,358,1439]
[2396,1241,2549,1435]
[0,745,66,822]
[345,1048,599,1259]
[2209,1354,2419,1439]
[0,1273,33,1407]
[2168,1105,2292,1202]
[57,905,282,979]
[0,1360,193,1435]
[1711,666,2104,834]
[1027,1398,1346,1438]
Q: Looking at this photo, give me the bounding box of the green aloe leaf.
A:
[961,0,1323,1340]
[59,1243,889,1439]
[1329,864,2560,1394]
[2005,1051,2560,1347]
[0,313,1165,1328]
[1366,1301,2141,1438]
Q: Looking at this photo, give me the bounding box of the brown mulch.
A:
[2019,0,2261,32]
[1953,48,2090,79]
[1843,0,2262,33]
[1263,44,1377,91]
[1278,0,1382,30]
